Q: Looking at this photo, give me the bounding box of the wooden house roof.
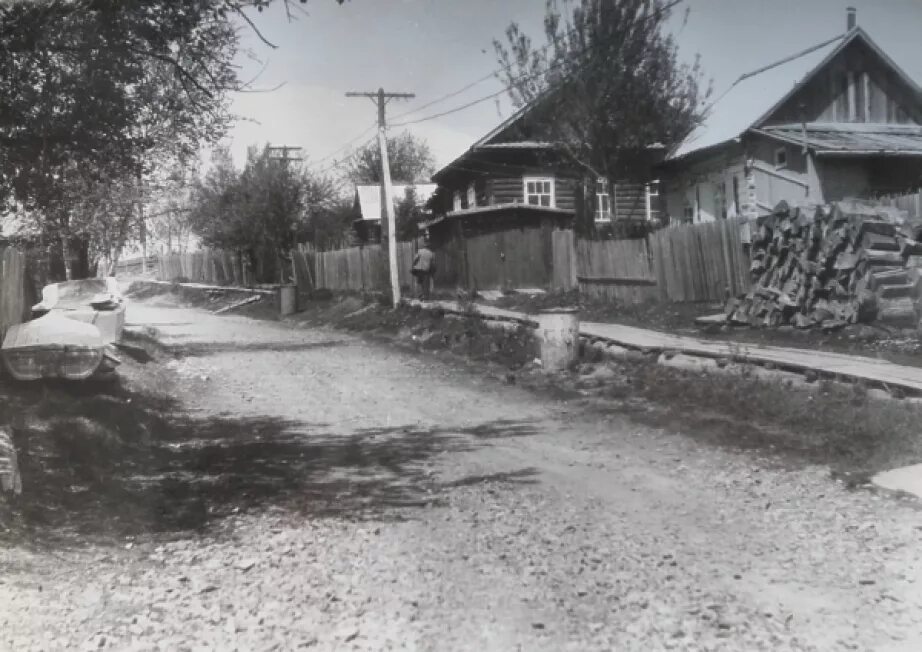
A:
[669,27,922,162]
[755,122,922,156]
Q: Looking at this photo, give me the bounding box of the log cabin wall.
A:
[485,175,578,210]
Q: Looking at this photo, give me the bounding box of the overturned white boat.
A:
[1,312,120,381]
[31,277,126,344]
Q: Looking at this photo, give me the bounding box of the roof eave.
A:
[814,149,922,157]
[432,88,558,182]
[662,137,742,167]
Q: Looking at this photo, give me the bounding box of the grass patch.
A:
[578,357,922,476]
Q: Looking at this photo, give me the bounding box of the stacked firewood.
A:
[725,199,922,330]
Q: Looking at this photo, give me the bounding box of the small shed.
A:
[421,203,574,292]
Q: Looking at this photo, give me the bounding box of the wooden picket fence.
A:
[875,190,922,219]
[577,219,750,304]
[308,242,416,292]
[158,250,254,287]
[0,246,28,338]
[155,220,750,305]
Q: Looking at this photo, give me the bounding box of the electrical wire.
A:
[390,0,687,128]
[389,0,687,127]
[310,122,378,167]
[312,132,379,177]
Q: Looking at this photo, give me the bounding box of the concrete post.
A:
[536,307,580,372]
[278,284,297,317]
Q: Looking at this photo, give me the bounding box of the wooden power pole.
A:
[345,88,415,307]
[267,145,304,285]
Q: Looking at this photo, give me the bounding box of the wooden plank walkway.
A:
[406,299,922,395]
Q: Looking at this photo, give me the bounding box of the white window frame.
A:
[594,178,612,222]
[452,191,462,212]
[466,183,477,208]
[774,146,788,170]
[523,176,555,207]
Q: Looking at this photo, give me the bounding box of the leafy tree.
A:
[304,199,355,251]
[345,131,436,185]
[395,186,426,241]
[493,0,710,181]
[0,0,345,278]
[188,145,340,274]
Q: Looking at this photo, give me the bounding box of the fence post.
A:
[644,183,652,222]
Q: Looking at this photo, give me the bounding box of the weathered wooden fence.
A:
[551,230,578,291]
[0,246,28,338]
[310,242,416,292]
[158,250,254,287]
[576,219,750,304]
[577,238,658,304]
[155,220,750,305]
[876,190,922,219]
[114,254,159,276]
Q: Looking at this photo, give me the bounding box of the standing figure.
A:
[411,239,436,300]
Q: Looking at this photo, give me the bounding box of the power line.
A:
[312,132,379,177]
[390,0,687,129]
[388,70,499,122]
[389,0,687,126]
[311,122,378,167]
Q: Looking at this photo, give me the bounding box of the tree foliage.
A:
[395,186,426,241]
[0,0,345,278]
[493,0,711,181]
[345,131,436,186]
[188,145,339,260]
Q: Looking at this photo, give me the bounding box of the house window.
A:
[523,176,555,207]
[594,178,612,221]
[466,183,476,208]
[647,180,660,197]
[452,191,462,212]
[774,147,788,169]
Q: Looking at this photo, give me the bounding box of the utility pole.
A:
[267,145,303,165]
[267,145,304,285]
[345,88,415,307]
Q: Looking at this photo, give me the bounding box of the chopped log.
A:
[862,231,900,251]
[900,239,922,257]
[863,250,904,267]
[867,268,909,288]
[879,283,915,300]
[820,318,847,332]
[877,297,917,326]
[834,252,859,271]
[856,290,878,323]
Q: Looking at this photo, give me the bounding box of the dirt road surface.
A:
[3,297,922,651]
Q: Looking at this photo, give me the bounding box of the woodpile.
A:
[725,199,922,330]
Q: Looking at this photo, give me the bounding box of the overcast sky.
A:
[220,0,922,177]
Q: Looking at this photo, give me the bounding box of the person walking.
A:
[411,239,436,300]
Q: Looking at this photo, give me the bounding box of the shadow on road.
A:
[1,375,539,546]
[175,340,355,357]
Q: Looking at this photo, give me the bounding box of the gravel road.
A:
[3,297,922,651]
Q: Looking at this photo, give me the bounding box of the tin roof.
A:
[669,34,847,160]
[756,123,922,156]
[671,27,922,162]
[353,183,437,222]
